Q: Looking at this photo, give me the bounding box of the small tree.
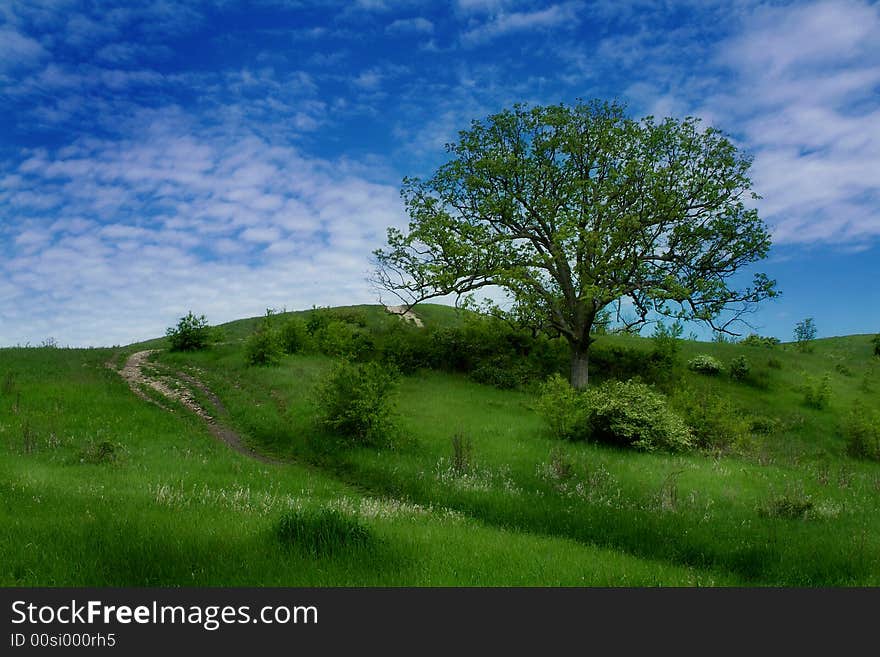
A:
[872,334,880,358]
[166,311,213,351]
[794,318,817,352]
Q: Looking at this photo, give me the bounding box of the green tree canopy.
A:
[373,100,777,387]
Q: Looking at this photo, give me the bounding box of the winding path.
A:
[117,350,280,464]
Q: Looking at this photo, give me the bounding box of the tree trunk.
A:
[570,347,590,389]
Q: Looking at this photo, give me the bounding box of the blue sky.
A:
[1,0,878,346]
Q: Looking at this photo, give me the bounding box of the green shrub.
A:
[313,361,398,445]
[872,334,880,358]
[315,320,374,360]
[538,376,692,451]
[589,342,653,381]
[536,373,584,441]
[409,316,566,388]
[842,404,880,461]
[166,311,214,352]
[648,321,682,377]
[377,325,431,374]
[470,358,530,389]
[728,355,751,381]
[582,380,693,452]
[740,333,780,348]
[305,307,331,335]
[671,387,748,451]
[245,311,283,366]
[802,373,831,409]
[279,318,308,354]
[767,356,783,370]
[277,507,372,556]
[328,308,368,326]
[245,329,282,366]
[687,354,723,375]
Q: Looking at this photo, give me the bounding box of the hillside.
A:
[1,304,879,586]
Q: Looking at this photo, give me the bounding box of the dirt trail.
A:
[116,350,280,464]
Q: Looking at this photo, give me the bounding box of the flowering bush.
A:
[537,376,693,452]
[687,354,723,375]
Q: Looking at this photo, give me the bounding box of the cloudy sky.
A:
[1,0,878,346]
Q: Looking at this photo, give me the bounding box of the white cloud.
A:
[0,28,48,72]
[353,68,383,90]
[461,2,581,45]
[386,17,434,34]
[709,0,880,245]
[95,42,173,65]
[0,110,406,346]
[455,0,514,14]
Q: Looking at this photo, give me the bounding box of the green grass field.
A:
[2,305,879,586]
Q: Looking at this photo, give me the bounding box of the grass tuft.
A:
[277,507,373,556]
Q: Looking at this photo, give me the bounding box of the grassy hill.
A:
[2,304,878,585]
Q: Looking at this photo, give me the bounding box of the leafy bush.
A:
[245,311,283,366]
[538,376,692,452]
[313,361,398,445]
[315,320,374,360]
[166,311,214,352]
[767,356,783,370]
[728,355,751,381]
[245,329,282,366]
[671,387,748,451]
[872,334,880,358]
[536,374,584,441]
[305,307,331,336]
[687,354,723,375]
[740,333,780,348]
[842,404,880,461]
[470,358,531,389]
[582,381,693,452]
[802,373,831,409]
[277,507,372,556]
[328,308,368,326]
[279,318,308,354]
[376,325,432,374]
[404,316,566,387]
[648,321,682,377]
[589,342,653,382]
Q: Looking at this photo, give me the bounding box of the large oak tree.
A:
[373,100,777,387]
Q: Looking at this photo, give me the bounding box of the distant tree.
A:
[373,100,777,387]
[166,311,213,352]
[872,334,880,358]
[794,318,817,352]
